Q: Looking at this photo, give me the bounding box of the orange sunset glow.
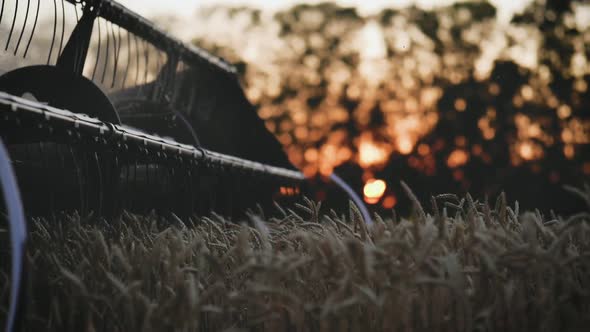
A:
[138,0,589,213]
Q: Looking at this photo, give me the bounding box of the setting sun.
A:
[363,179,387,204]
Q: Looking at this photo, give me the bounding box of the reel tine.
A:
[36,142,44,209]
[166,165,171,212]
[69,146,84,214]
[164,54,178,102]
[119,158,128,212]
[38,142,56,214]
[73,0,79,21]
[0,0,4,25]
[133,33,140,91]
[93,151,103,215]
[91,17,102,81]
[162,52,170,96]
[52,143,60,213]
[170,60,182,106]
[22,0,38,58]
[154,50,163,99]
[150,162,155,211]
[111,24,121,88]
[187,70,198,115]
[133,161,137,210]
[56,143,66,212]
[57,0,65,57]
[145,162,149,195]
[73,3,82,75]
[123,161,130,211]
[47,0,58,64]
[5,0,18,51]
[158,52,167,99]
[138,38,148,96]
[81,150,90,215]
[197,164,205,214]
[122,29,131,88]
[100,20,111,85]
[13,0,30,56]
[111,154,119,214]
[187,169,194,215]
[143,39,149,85]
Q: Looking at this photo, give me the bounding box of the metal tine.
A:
[138,38,148,96]
[56,143,66,212]
[107,22,118,87]
[112,154,120,213]
[73,0,78,21]
[144,162,149,209]
[195,172,203,216]
[13,0,29,56]
[47,0,58,64]
[0,0,4,24]
[143,39,149,85]
[22,0,39,58]
[45,143,56,214]
[100,19,111,85]
[121,29,131,88]
[170,166,177,213]
[152,50,166,100]
[93,151,103,215]
[187,169,194,215]
[148,163,154,212]
[123,161,130,211]
[165,165,171,212]
[69,146,84,214]
[133,161,137,210]
[186,69,198,116]
[5,0,18,51]
[91,17,102,81]
[57,0,65,57]
[133,33,140,91]
[37,143,47,212]
[179,61,189,108]
[170,60,183,107]
[73,2,84,75]
[157,51,166,99]
[162,52,171,97]
[52,143,66,214]
[154,163,160,209]
[154,49,163,100]
[111,24,121,88]
[53,143,60,212]
[81,150,89,215]
[43,143,55,214]
[195,172,202,215]
[163,54,178,102]
[122,160,129,211]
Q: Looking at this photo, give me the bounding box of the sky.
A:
[118,0,534,25]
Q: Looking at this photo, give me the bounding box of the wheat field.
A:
[2,184,590,331]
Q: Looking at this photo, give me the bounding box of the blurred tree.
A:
[188,0,589,213]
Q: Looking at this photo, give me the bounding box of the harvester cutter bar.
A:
[0,91,304,183]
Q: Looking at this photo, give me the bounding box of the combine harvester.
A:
[0,1,370,329]
[0,0,305,218]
